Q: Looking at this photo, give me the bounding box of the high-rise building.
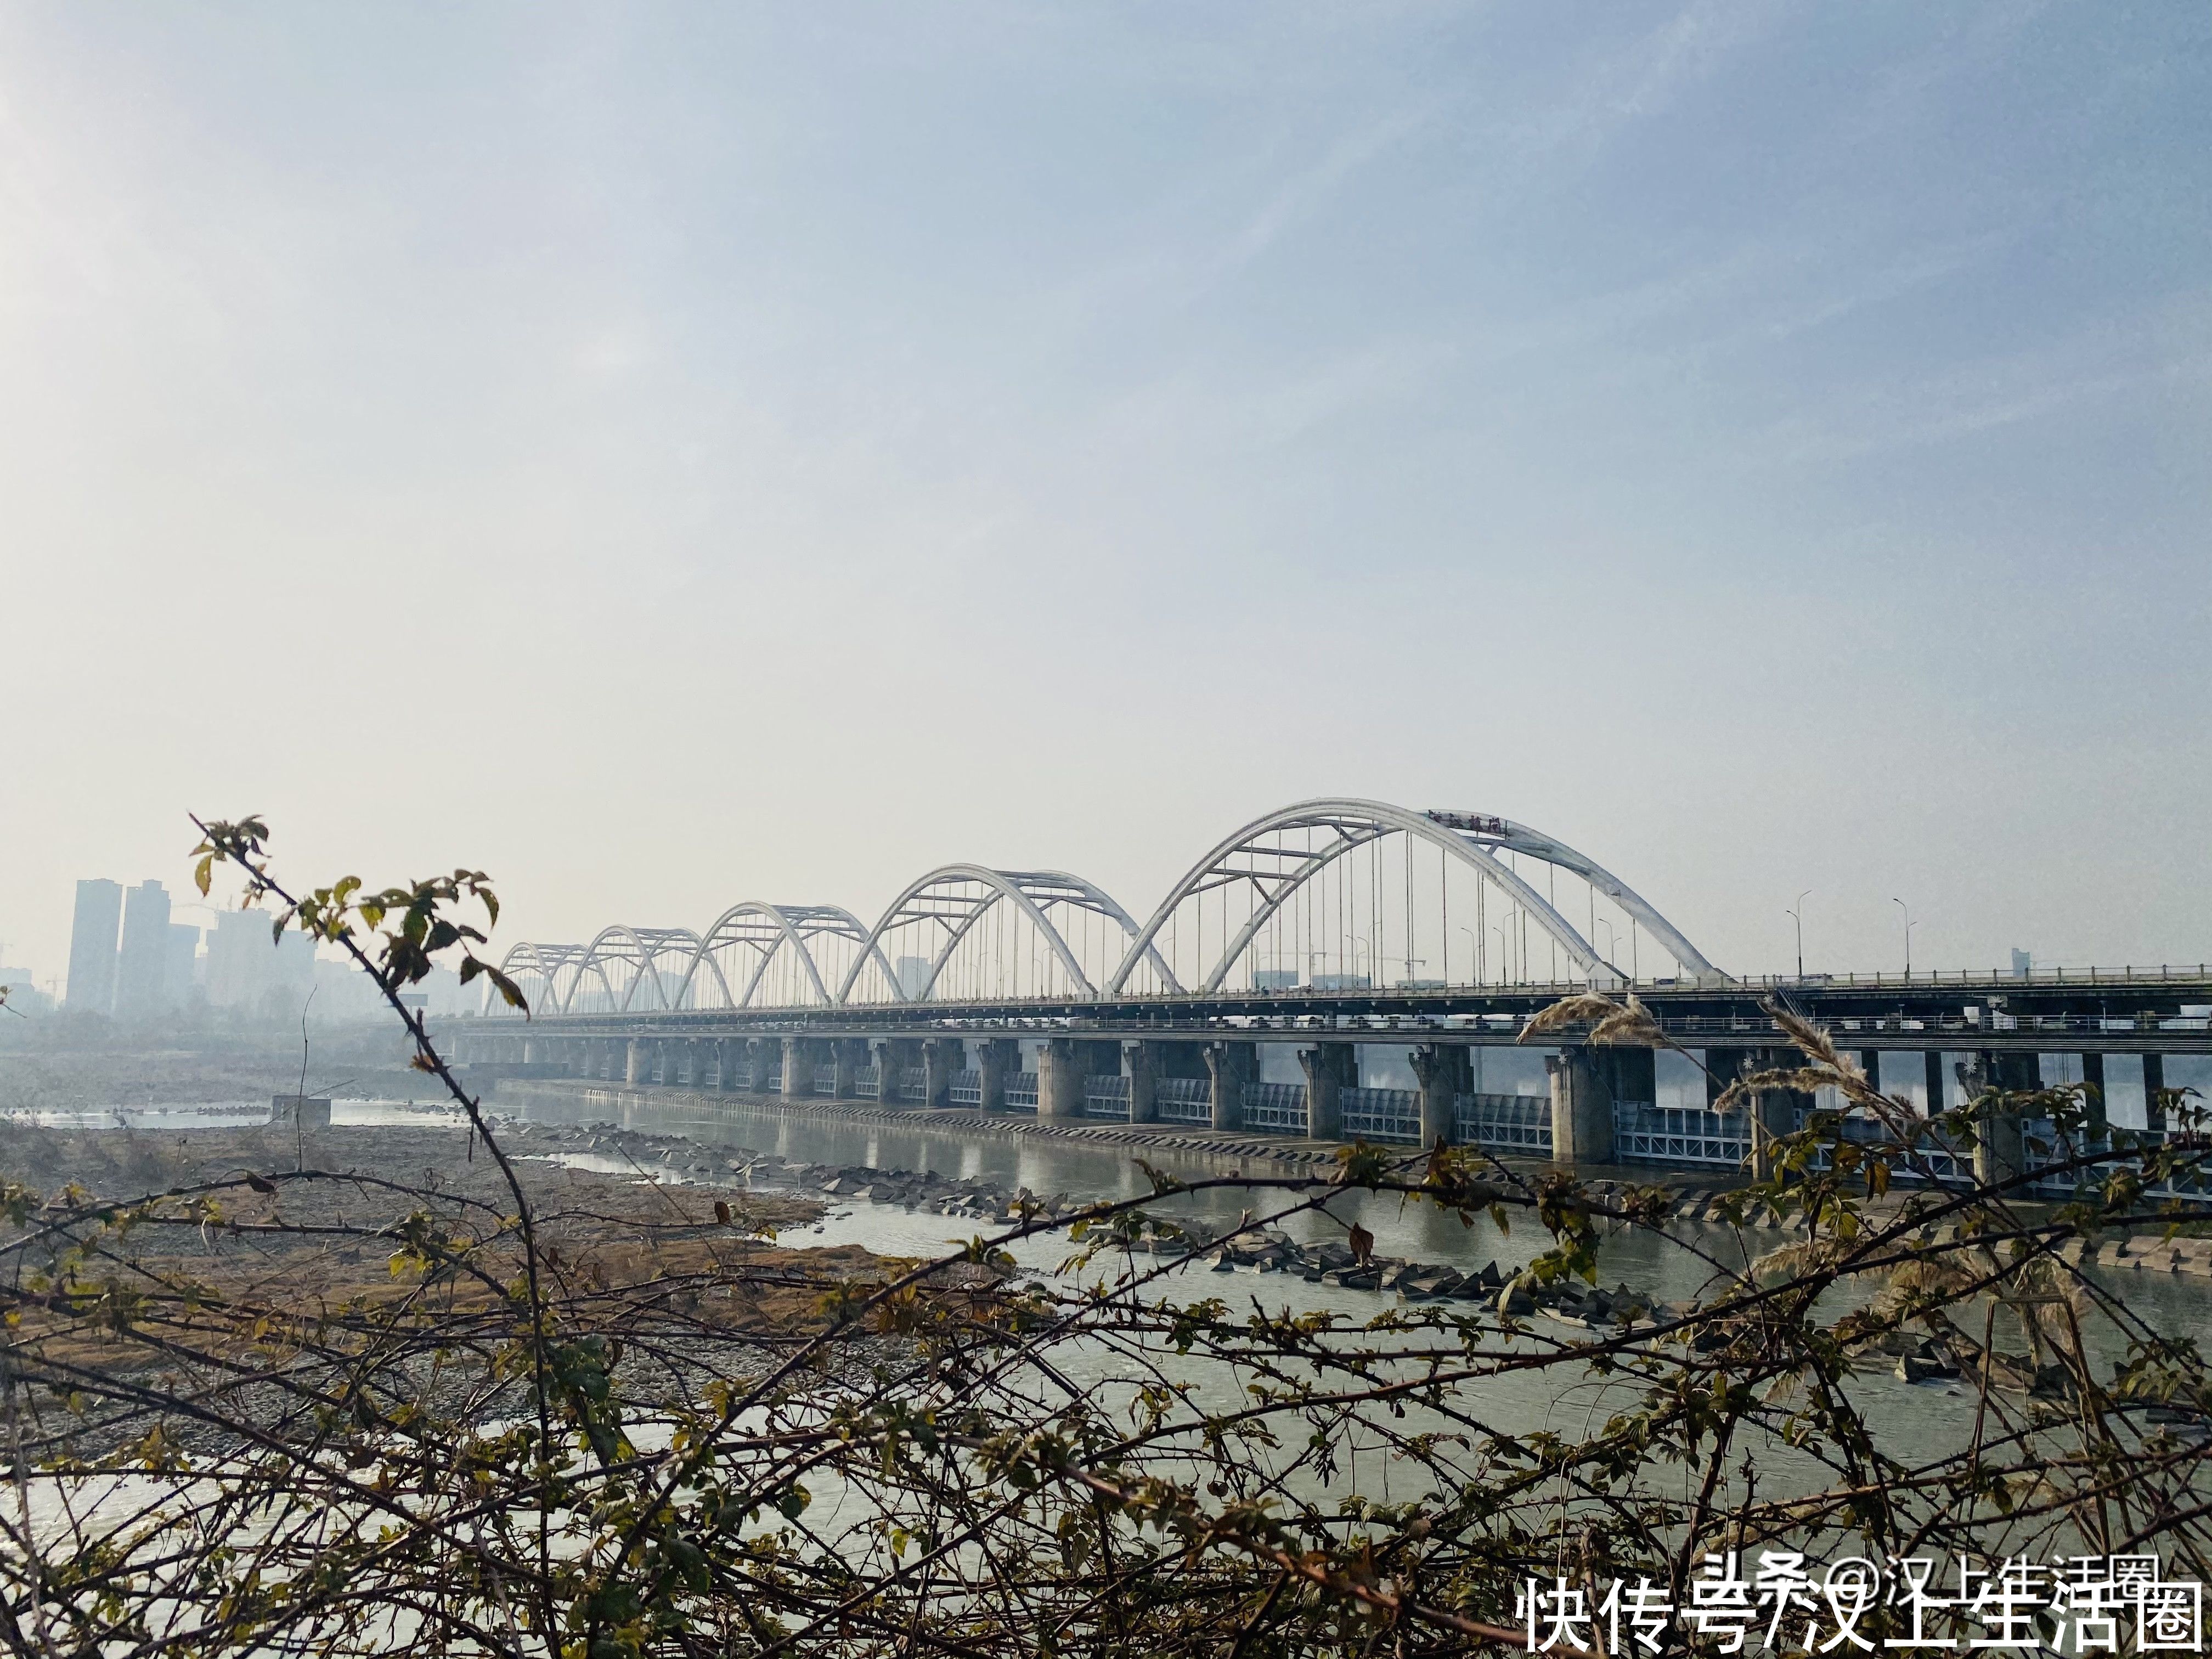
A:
[114,880,174,1019]
[64,879,123,1014]
[205,910,270,1009]
[205,910,318,1015]
[166,924,201,1009]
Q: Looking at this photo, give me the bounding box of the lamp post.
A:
[1491,927,1508,985]
[1785,890,1810,980]
[1893,899,1916,978]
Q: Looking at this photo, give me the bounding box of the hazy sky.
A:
[3,2,2208,988]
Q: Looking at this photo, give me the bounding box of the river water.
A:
[13,1090,2206,1582]
[492,1086,2212,1480]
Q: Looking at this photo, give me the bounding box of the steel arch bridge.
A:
[490,798,1725,1017]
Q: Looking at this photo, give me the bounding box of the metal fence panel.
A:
[1241,1081,1308,1134]
[1156,1076,1211,1124]
[1004,1071,1040,1111]
[1342,1086,1420,1144]
[1454,1092,1550,1153]
[1083,1074,1131,1119]
[949,1070,983,1107]
[1612,1102,1746,1166]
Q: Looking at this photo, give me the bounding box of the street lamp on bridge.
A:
[1893,898,1917,978]
[1786,890,1810,980]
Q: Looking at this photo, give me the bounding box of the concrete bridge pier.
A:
[2081,1052,2109,1136]
[1124,1041,1160,1124]
[976,1039,1015,1113]
[624,1039,646,1086]
[1204,1041,1254,1132]
[781,1036,814,1099]
[1039,1037,1083,1121]
[745,1037,775,1093]
[1548,1047,1615,1165]
[1965,1052,2035,1186]
[1746,1048,1808,1181]
[1297,1042,1352,1141]
[877,1037,922,1104]
[921,1037,959,1110]
[1410,1045,1471,1147]
[832,1039,864,1099]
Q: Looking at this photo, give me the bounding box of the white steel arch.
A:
[482,797,1722,1014]
[1427,809,1718,981]
[495,940,588,1015]
[569,925,704,1014]
[1104,798,1718,994]
[841,866,1178,1003]
[675,901,892,1009]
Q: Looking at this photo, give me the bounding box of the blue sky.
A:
[2,2,2207,984]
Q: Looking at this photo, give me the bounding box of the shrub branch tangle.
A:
[0,820,2205,1656]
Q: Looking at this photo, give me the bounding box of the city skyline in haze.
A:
[2,4,2207,987]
